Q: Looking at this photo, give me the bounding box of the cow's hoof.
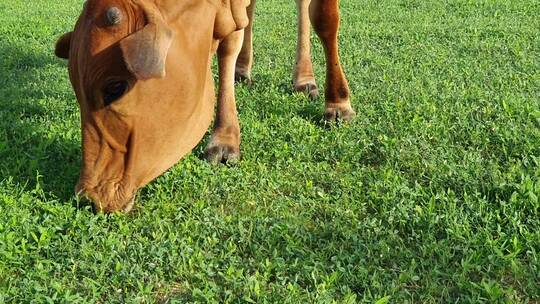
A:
[324,103,356,122]
[204,143,241,165]
[234,71,252,86]
[295,82,319,99]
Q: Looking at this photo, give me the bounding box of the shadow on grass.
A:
[296,100,328,126]
[238,72,330,126]
[0,42,80,202]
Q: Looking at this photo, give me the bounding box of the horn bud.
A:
[106,7,122,25]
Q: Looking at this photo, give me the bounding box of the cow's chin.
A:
[76,179,137,213]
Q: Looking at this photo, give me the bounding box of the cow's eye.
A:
[103,80,128,106]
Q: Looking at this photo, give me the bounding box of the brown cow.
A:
[55,0,355,212]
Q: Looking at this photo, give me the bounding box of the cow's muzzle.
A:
[75,181,137,213]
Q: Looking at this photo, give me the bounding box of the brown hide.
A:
[55,0,249,212]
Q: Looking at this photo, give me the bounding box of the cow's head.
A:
[55,0,249,212]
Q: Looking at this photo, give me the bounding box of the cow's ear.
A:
[214,0,250,39]
[119,1,173,80]
[55,32,72,59]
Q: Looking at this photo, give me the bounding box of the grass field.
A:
[1,0,539,302]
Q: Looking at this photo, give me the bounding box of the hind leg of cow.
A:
[310,0,356,121]
[204,30,244,164]
[235,0,256,84]
[294,0,318,99]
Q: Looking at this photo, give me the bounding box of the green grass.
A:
[1,0,539,302]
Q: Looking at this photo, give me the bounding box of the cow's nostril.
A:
[103,80,128,107]
[76,194,97,213]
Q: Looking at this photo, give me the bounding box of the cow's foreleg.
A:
[310,0,356,121]
[235,0,256,85]
[204,30,244,164]
[294,0,318,99]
